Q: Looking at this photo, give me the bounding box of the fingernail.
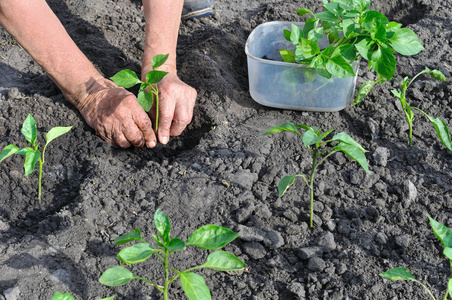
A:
[161,136,168,144]
[148,141,156,148]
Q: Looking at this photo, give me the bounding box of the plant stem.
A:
[163,249,170,300]
[416,281,437,300]
[153,84,159,133]
[308,148,318,228]
[38,159,43,204]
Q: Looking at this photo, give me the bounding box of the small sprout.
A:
[110,54,169,133]
[221,179,230,188]
[99,209,247,300]
[390,67,450,150]
[263,122,370,227]
[51,292,114,300]
[0,114,72,204]
[380,216,452,300]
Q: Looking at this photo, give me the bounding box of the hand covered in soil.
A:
[76,78,157,148]
[141,64,197,145]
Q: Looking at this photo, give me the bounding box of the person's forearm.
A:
[0,0,102,107]
[142,0,184,73]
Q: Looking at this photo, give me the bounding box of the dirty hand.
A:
[76,78,157,148]
[142,65,197,145]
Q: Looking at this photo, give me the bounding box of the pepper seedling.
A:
[280,0,424,104]
[99,209,247,300]
[390,67,451,150]
[380,216,452,300]
[0,114,72,204]
[110,54,169,133]
[51,292,114,300]
[263,122,370,227]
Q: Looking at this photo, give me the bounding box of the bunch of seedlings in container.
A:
[0,114,72,204]
[263,122,370,227]
[99,209,247,300]
[280,0,424,103]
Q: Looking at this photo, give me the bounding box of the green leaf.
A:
[187,225,239,250]
[386,22,402,35]
[168,238,186,251]
[333,44,357,62]
[180,272,211,300]
[428,215,452,247]
[353,80,377,105]
[297,8,313,16]
[427,69,447,81]
[290,24,304,45]
[370,46,396,80]
[324,2,344,17]
[280,49,295,63]
[380,267,417,281]
[307,27,324,43]
[16,147,33,155]
[361,10,389,31]
[46,126,72,145]
[154,209,171,244]
[391,89,402,99]
[448,278,452,297]
[342,19,360,39]
[444,247,452,260]
[24,149,40,176]
[354,38,375,60]
[21,114,37,145]
[314,11,339,23]
[200,251,247,271]
[110,69,142,88]
[389,28,424,56]
[0,144,19,163]
[302,128,322,146]
[99,266,138,286]
[117,243,155,264]
[283,29,291,42]
[334,142,370,174]
[370,21,387,43]
[262,122,301,136]
[114,228,143,245]
[137,90,154,112]
[295,38,320,61]
[427,117,452,151]
[278,175,297,197]
[331,132,366,152]
[51,292,75,300]
[326,55,356,78]
[151,54,169,69]
[146,70,169,84]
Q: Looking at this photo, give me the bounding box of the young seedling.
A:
[380,216,452,300]
[99,209,247,300]
[263,122,370,227]
[51,292,114,300]
[279,0,424,103]
[110,54,169,133]
[0,114,72,204]
[390,67,451,150]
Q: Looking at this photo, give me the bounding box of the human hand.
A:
[141,65,197,144]
[76,78,157,148]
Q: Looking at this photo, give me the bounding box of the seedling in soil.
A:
[380,216,452,300]
[0,114,72,204]
[280,0,424,103]
[263,122,370,227]
[390,67,451,150]
[51,292,114,300]
[99,209,247,300]
[110,54,169,133]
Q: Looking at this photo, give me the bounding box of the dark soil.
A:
[1,0,452,299]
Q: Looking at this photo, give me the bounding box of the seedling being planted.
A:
[51,292,114,300]
[0,114,72,204]
[390,67,451,150]
[99,209,247,300]
[380,216,452,300]
[280,0,424,104]
[110,54,169,133]
[263,122,370,227]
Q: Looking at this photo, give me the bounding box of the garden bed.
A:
[0,0,451,299]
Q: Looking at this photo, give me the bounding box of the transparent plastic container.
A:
[245,21,359,112]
